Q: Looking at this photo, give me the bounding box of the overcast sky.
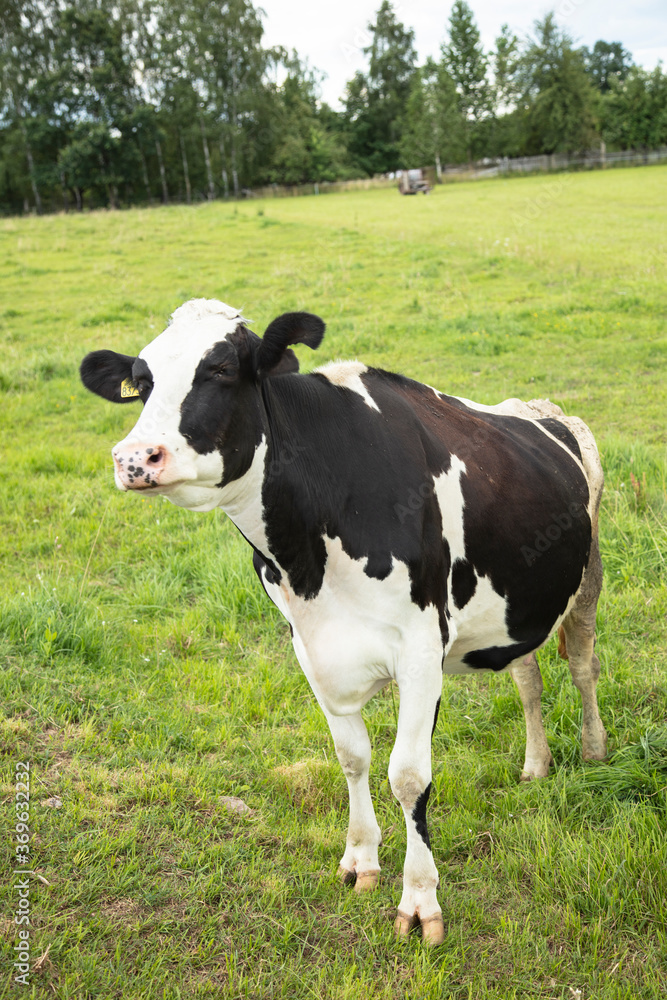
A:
[258,0,667,108]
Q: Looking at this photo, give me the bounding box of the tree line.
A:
[2,0,666,214]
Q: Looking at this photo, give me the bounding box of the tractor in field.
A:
[398,168,432,194]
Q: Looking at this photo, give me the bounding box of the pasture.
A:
[1,166,666,999]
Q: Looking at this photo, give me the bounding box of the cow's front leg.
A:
[322,709,382,891]
[389,670,445,945]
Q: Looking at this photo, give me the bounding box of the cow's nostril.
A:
[146,449,164,465]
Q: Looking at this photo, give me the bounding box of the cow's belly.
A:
[260,537,444,716]
[259,536,583,704]
[443,568,581,674]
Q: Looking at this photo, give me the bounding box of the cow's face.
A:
[80,299,325,512]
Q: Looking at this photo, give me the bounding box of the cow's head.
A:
[80,299,324,512]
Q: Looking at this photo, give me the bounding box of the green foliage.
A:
[0,0,663,212]
[519,15,600,154]
[493,24,522,109]
[600,66,667,150]
[267,59,353,184]
[0,0,355,211]
[442,0,491,159]
[399,60,464,170]
[582,40,633,94]
[343,1,417,175]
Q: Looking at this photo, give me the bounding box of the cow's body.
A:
[81,299,607,944]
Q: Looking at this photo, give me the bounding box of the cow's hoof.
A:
[582,748,607,761]
[338,866,355,885]
[354,871,379,892]
[520,769,543,782]
[338,867,379,891]
[520,755,553,781]
[420,913,446,946]
[582,729,608,761]
[394,910,445,945]
[394,909,418,938]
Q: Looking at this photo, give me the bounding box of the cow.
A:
[80,298,607,945]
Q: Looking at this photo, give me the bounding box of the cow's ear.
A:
[256,312,325,377]
[267,347,300,376]
[80,350,140,403]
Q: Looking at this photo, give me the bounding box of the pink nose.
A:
[113,443,169,489]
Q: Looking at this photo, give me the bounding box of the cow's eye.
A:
[212,365,236,380]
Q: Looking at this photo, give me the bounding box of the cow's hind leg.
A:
[389,666,445,945]
[559,537,607,761]
[510,652,553,780]
[323,710,382,892]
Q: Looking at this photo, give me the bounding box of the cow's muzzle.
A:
[112,443,170,490]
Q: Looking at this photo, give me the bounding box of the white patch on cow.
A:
[169,298,246,325]
[432,455,467,564]
[446,392,563,419]
[444,574,512,673]
[557,415,604,515]
[220,439,270,553]
[315,360,381,412]
[260,535,443,716]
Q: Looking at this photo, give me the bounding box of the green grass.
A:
[1,167,666,999]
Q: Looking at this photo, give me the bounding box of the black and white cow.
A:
[80,298,607,944]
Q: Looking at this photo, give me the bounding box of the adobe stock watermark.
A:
[557,0,586,19]
[13,760,32,986]
[393,423,493,525]
[513,174,570,231]
[521,502,587,566]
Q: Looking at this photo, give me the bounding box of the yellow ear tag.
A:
[120,378,141,398]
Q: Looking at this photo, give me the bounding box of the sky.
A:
[258,0,667,108]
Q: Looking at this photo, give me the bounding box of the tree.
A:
[520,14,599,154]
[442,0,490,160]
[601,65,667,149]
[0,0,57,212]
[399,59,464,174]
[493,24,522,111]
[266,56,352,184]
[50,0,140,207]
[582,41,632,93]
[481,24,527,159]
[343,1,417,174]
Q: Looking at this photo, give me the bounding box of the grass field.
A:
[1,166,666,999]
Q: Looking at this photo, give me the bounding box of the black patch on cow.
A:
[130,357,154,402]
[451,558,477,610]
[252,548,282,589]
[412,782,432,848]
[537,418,582,461]
[258,369,453,646]
[80,350,139,403]
[431,698,441,737]
[179,327,265,487]
[463,639,538,672]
